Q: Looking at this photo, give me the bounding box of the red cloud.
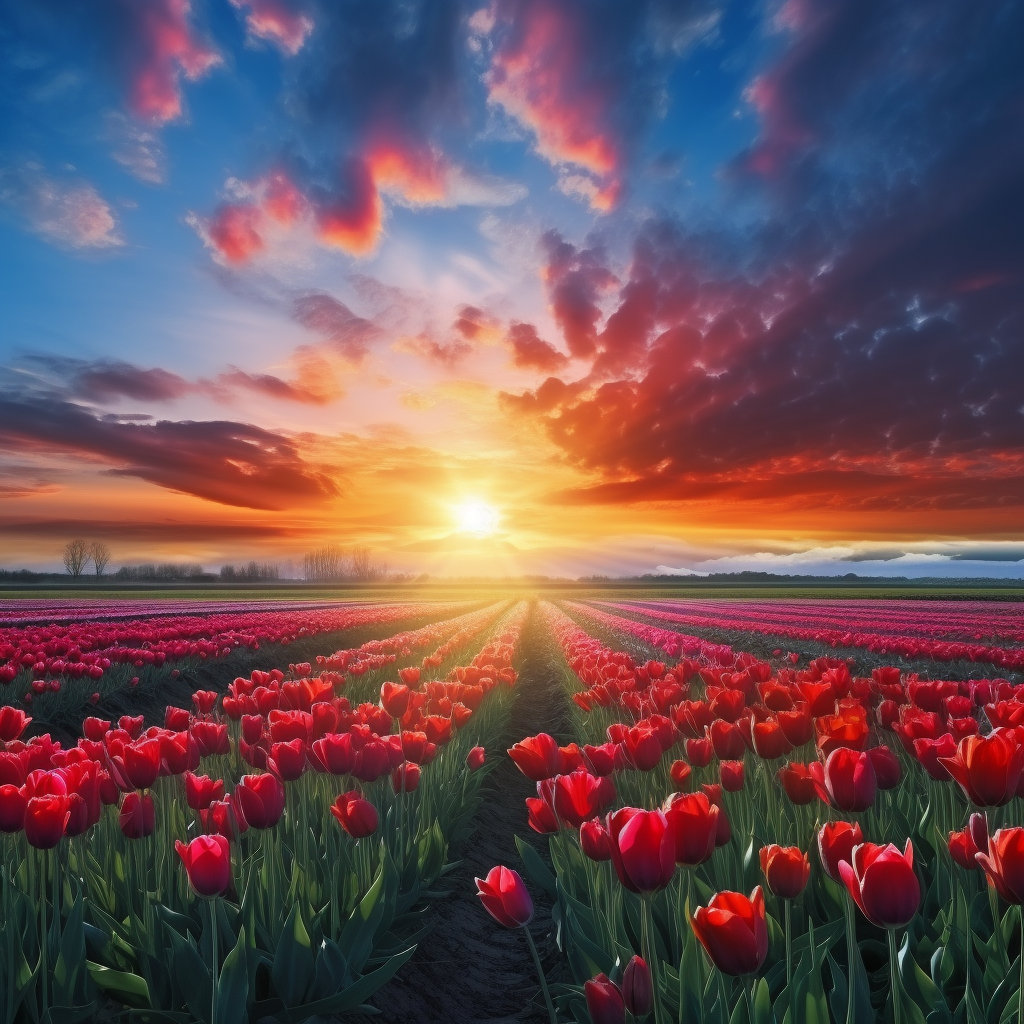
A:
[315,159,384,255]
[484,0,620,209]
[126,0,221,124]
[207,203,265,263]
[506,322,569,372]
[228,0,313,55]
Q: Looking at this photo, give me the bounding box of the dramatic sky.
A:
[2,0,1023,577]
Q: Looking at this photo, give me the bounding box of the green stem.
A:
[844,895,858,1024]
[641,895,665,1024]
[888,929,901,1024]
[523,926,557,1024]
[209,897,219,1024]
[784,900,793,991]
[39,848,48,1018]
[1018,911,1023,1024]
[744,975,756,1024]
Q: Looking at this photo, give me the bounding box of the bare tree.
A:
[303,545,345,581]
[349,545,387,582]
[62,539,91,577]
[89,541,111,576]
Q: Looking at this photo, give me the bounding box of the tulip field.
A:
[1,591,1023,1023]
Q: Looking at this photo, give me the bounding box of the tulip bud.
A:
[976,826,1024,903]
[475,865,533,927]
[584,973,625,1024]
[760,844,811,899]
[817,820,863,883]
[176,834,231,897]
[691,887,768,976]
[839,840,920,928]
[719,760,745,792]
[467,745,486,770]
[622,955,653,1016]
[331,790,378,838]
[580,818,612,861]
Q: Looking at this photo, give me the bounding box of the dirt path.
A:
[372,607,573,1024]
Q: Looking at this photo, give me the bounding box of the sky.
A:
[1,0,1022,578]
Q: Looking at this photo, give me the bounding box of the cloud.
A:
[394,332,473,367]
[119,0,221,124]
[215,364,343,405]
[0,397,337,510]
[72,362,190,402]
[228,0,313,55]
[0,164,123,250]
[506,322,568,372]
[291,291,380,361]
[107,113,167,184]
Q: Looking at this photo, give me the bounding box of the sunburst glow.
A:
[454,501,500,537]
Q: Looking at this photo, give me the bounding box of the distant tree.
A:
[303,545,345,581]
[62,539,90,577]
[89,541,111,576]
[350,545,387,582]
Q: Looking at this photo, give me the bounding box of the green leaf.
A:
[215,926,250,1024]
[271,905,314,1009]
[338,855,387,975]
[515,835,557,898]
[86,962,150,1006]
[167,926,211,1024]
[52,892,88,1008]
[753,977,772,1024]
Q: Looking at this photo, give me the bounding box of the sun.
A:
[454,500,500,538]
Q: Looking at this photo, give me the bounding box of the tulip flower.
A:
[720,760,745,792]
[685,736,713,768]
[391,762,420,793]
[311,733,356,775]
[201,798,246,840]
[176,834,231,897]
[749,716,793,760]
[817,820,864,883]
[554,769,612,827]
[0,707,30,743]
[810,747,876,811]
[708,720,746,760]
[119,792,155,839]
[584,974,625,1024]
[0,784,27,833]
[760,845,811,900]
[526,781,559,834]
[976,827,1024,903]
[866,745,902,790]
[606,808,675,893]
[191,721,230,757]
[233,773,285,829]
[691,887,768,976]
[508,733,561,781]
[184,771,224,811]
[381,681,411,719]
[669,759,691,791]
[839,840,920,928]
[948,813,988,871]
[778,763,818,804]
[939,730,1024,807]
[330,790,378,838]
[622,955,653,1017]
[580,818,612,861]
[24,794,69,848]
[475,865,534,927]
[701,784,732,847]
[663,792,718,866]
[467,745,486,770]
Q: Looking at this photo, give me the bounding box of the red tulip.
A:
[939,730,1024,807]
[777,706,814,747]
[0,784,27,832]
[811,747,876,811]
[760,844,810,899]
[311,733,356,775]
[839,840,920,928]
[508,733,561,781]
[622,955,653,1017]
[708,720,745,760]
[233,773,285,829]
[749,716,793,760]
[25,794,70,848]
[720,760,745,792]
[866,745,902,790]
[778,763,818,804]
[381,681,411,719]
[201,798,246,840]
[669,759,691,791]
[241,715,264,745]
[691,887,768,976]
[122,738,162,790]
[191,721,230,757]
[330,790,378,838]
[165,706,191,731]
[391,762,420,793]
[948,813,988,871]
[526,780,559,834]
[585,973,625,1024]
[701,784,732,847]
[82,717,110,742]
[269,738,307,782]
[184,771,224,810]
[685,736,713,768]
[176,834,231,897]
[580,818,612,861]
[606,807,675,893]
[623,724,663,771]
[817,820,864,883]
[119,792,155,839]
[976,827,1024,903]
[467,745,486,770]
[554,770,612,827]
[663,792,718,866]
[0,707,30,743]
[475,865,533,927]
[352,741,392,783]
[913,734,958,780]
[815,705,869,756]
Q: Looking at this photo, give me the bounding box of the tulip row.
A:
[601,599,1024,671]
[0,599,468,690]
[476,600,1024,1024]
[0,601,527,1023]
[621,597,1024,644]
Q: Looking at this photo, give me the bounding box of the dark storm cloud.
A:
[0,397,337,510]
[505,0,1024,515]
